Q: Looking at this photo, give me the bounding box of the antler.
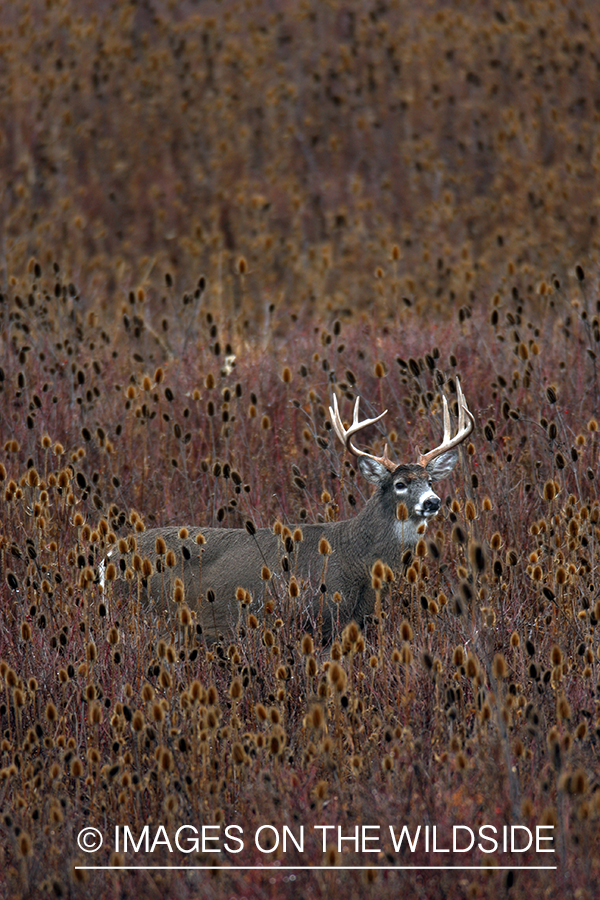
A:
[329,393,396,472]
[416,377,474,468]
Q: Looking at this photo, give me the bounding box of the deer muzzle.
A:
[417,491,442,518]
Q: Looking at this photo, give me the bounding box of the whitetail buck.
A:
[104,380,474,640]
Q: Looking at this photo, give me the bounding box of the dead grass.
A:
[1,1,600,898]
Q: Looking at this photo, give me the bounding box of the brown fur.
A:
[107,453,459,641]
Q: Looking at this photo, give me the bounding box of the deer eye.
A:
[394,481,407,492]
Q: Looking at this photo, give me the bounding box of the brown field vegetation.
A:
[1,1,600,898]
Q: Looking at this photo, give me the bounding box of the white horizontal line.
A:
[76,865,557,871]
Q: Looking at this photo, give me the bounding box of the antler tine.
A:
[455,377,466,433]
[328,393,347,447]
[329,393,395,471]
[441,394,451,444]
[417,377,474,468]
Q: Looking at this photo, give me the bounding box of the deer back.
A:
[108,465,433,641]
[109,517,384,640]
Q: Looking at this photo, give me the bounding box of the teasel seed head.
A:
[318,537,332,555]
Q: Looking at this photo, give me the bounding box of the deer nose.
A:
[421,495,441,516]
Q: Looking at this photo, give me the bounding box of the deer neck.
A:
[338,494,419,571]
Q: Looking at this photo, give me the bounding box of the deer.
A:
[103,379,474,641]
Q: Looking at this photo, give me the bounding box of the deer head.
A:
[329,377,474,536]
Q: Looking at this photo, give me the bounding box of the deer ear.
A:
[357,456,390,485]
[426,449,458,482]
